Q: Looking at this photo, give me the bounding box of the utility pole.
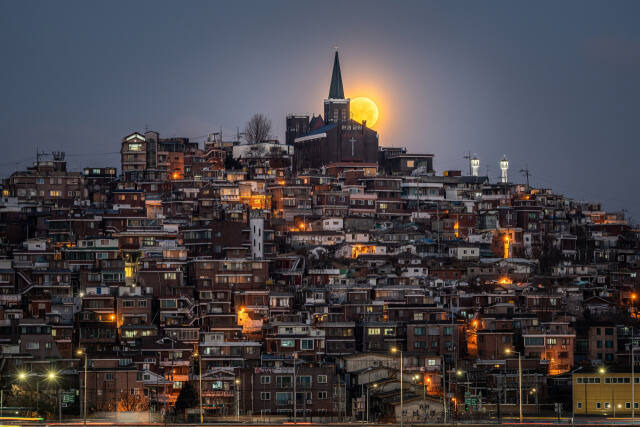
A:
[83,351,88,426]
[442,359,447,423]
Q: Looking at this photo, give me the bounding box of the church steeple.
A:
[328,51,345,99]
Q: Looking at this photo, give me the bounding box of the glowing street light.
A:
[77,349,88,426]
[235,379,241,421]
[192,351,203,424]
[390,347,403,427]
[505,348,523,423]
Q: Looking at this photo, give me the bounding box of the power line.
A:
[65,152,121,157]
[0,156,34,167]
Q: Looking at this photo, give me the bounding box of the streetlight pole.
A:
[19,371,59,418]
[442,358,447,423]
[505,348,523,423]
[58,387,62,423]
[518,352,522,423]
[235,379,241,421]
[77,349,88,426]
[391,347,403,427]
[195,353,203,424]
[598,367,606,416]
[367,384,373,423]
[361,384,365,427]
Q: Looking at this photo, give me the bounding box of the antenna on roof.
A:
[520,167,531,192]
[463,151,472,176]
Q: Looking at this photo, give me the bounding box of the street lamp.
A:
[505,348,523,423]
[530,387,539,415]
[16,371,32,413]
[412,374,428,421]
[46,371,62,423]
[235,379,241,421]
[19,370,59,417]
[391,347,403,427]
[368,383,378,422]
[76,349,88,426]
[193,352,203,424]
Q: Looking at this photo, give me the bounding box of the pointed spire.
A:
[328,51,345,99]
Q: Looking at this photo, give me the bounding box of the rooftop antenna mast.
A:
[463,151,472,176]
[36,148,47,167]
[520,167,531,192]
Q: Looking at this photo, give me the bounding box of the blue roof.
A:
[308,123,337,136]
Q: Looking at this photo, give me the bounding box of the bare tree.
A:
[243,113,272,144]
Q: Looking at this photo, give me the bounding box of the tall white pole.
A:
[83,354,88,426]
[366,385,370,423]
[198,355,203,424]
[236,382,240,421]
[443,359,447,423]
[518,352,523,423]
[633,346,636,424]
[400,351,403,427]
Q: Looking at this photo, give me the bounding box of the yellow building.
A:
[573,372,640,415]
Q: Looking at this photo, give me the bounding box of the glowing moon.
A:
[350,96,379,127]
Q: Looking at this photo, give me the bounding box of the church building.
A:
[288,52,379,171]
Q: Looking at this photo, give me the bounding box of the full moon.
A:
[350,97,379,127]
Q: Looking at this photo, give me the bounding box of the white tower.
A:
[499,156,509,184]
[471,157,480,177]
[250,214,264,259]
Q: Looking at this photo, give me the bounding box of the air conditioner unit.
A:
[306,400,313,404]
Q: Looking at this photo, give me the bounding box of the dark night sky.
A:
[1,1,640,220]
